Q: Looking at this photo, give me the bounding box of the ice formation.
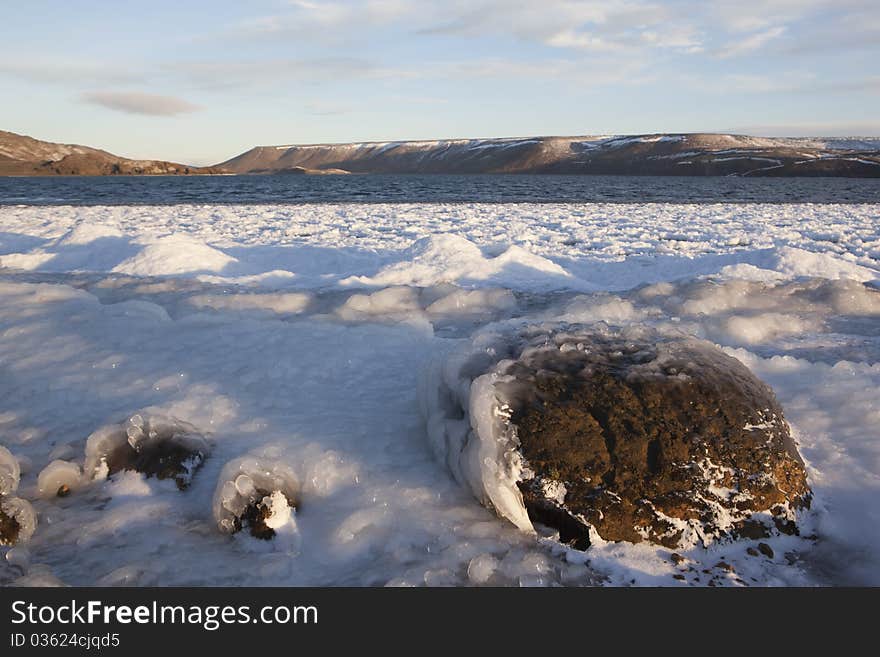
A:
[83,413,208,489]
[213,457,301,539]
[0,496,37,545]
[0,445,21,495]
[37,460,84,498]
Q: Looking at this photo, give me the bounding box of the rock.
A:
[758,542,775,558]
[421,324,811,550]
[83,414,209,490]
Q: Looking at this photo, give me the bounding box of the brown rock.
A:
[496,328,811,549]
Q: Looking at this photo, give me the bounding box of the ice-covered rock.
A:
[83,413,208,489]
[213,457,300,540]
[37,460,84,498]
[0,445,21,495]
[0,496,37,545]
[420,323,812,550]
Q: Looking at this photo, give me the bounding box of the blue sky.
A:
[1,0,878,164]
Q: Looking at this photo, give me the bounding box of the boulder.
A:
[421,324,811,549]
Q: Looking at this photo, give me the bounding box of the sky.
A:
[1,0,878,165]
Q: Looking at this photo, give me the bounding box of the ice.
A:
[113,235,238,277]
[4,546,30,571]
[188,292,312,315]
[343,234,578,291]
[467,553,499,584]
[0,497,37,544]
[425,288,517,316]
[83,413,208,485]
[0,201,879,585]
[0,445,20,495]
[37,460,83,498]
[213,457,301,535]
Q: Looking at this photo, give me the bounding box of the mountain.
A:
[219,133,880,177]
[0,130,225,176]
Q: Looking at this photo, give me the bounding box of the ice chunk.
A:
[0,445,21,495]
[37,460,84,498]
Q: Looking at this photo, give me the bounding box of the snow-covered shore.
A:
[1,203,878,586]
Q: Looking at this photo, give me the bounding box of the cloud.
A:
[715,26,786,58]
[82,91,200,116]
[168,57,378,90]
[0,58,145,85]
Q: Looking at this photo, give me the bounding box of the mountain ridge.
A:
[0,130,225,176]
[218,133,880,177]
[2,129,879,177]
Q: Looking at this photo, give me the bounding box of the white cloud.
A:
[715,26,787,58]
[82,91,200,116]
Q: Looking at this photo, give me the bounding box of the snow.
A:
[0,202,879,586]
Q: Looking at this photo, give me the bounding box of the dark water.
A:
[1,174,879,205]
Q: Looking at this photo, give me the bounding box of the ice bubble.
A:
[0,445,21,495]
[1,496,37,545]
[467,553,499,585]
[37,460,83,498]
[5,546,31,571]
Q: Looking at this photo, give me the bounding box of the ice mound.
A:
[113,235,237,277]
[55,223,125,246]
[83,413,209,490]
[420,323,811,549]
[723,247,879,284]
[213,457,300,540]
[37,460,84,498]
[0,496,37,546]
[0,445,21,495]
[343,234,576,291]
